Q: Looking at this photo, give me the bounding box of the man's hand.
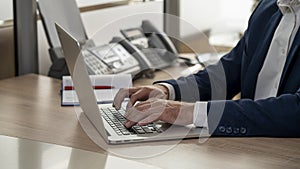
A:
[113,84,169,110]
[124,98,195,128]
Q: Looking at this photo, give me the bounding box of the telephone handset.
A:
[120,20,179,70]
[141,20,178,55]
[110,37,155,79]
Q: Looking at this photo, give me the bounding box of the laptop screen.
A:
[55,23,108,141]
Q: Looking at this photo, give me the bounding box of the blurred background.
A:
[0,0,256,79]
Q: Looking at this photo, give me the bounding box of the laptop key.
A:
[154,126,163,133]
[141,126,154,133]
[121,131,131,135]
[136,129,146,134]
[131,126,145,134]
[132,126,142,130]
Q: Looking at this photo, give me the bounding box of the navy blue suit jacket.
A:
[156,0,300,137]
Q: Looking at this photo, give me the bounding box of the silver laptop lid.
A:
[55,23,108,141]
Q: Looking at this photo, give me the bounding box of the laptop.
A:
[55,23,209,144]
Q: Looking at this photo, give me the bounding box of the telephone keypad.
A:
[82,50,113,75]
[83,44,140,75]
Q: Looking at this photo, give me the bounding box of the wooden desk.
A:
[0,74,299,169]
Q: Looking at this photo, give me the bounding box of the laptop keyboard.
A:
[100,107,162,136]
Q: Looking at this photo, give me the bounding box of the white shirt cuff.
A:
[193,101,208,128]
[156,83,176,100]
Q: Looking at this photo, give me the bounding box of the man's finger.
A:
[138,113,160,126]
[124,102,153,126]
[124,106,145,122]
[113,88,129,109]
[126,93,149,110]
[113,87,139,109]
[126,90,145,110]
[126,91,151,110]
[125,120,136,128]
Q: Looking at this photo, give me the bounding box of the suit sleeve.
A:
[208,88,300,137]
[154,0,269,102]
[154,32,246,102]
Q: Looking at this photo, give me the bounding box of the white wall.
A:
[180,0,253,36]
[82,3,164,45]
[179,0,254,49]
[38,1,164,75]
[0,0,13,20]
[180,1,222,37]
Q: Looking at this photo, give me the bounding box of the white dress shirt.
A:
[255,0,300,100]
[160,0,300,128]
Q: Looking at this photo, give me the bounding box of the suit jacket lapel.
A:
[246,11,282,98]
[279,30,300,87]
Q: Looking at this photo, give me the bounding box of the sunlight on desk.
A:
[0,135,160,169]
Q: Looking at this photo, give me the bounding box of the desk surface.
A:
[0,74,299,169]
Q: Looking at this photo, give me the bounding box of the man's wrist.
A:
[154,84,170,100]
[155,83,176,100]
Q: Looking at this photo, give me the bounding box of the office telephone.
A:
[83,43,140,75]
[79,38,155,79]
[120,20,179,70]
[80,20,192,79]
